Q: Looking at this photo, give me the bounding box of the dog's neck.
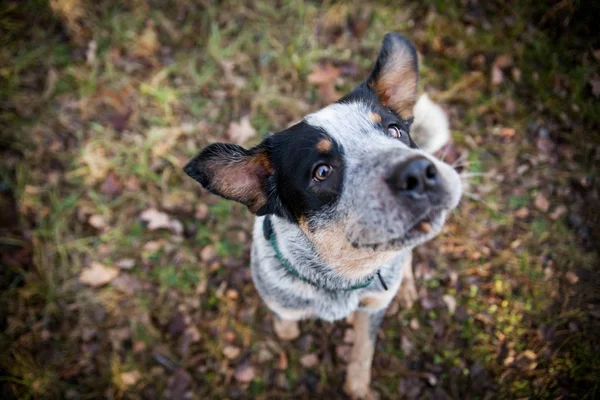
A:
[269,215,404,291]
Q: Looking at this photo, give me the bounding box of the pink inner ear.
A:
[212,154,272,213]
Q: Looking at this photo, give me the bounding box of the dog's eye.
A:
[313,164,332,182]
[387,124,405,139]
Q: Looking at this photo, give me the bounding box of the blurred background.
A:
[1,0,599,398]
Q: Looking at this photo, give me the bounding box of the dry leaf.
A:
[234,364,255,383]
[514,207,529,219]
[80,262,119,287]
[120,370,142,387]
[227,115,256,145]
[534,193,550,212]
[88,214,107,229]
[116,258,136,269]
[223,345,241,360]
[308,63,341,103]
[565,271,579,284]
[135,21,159,58]
[300,354,319,368]
[442,294,457,315]
[491,66,504,85]
[140,208,183,234]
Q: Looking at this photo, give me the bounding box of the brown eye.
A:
[387,124,404,139]
[313,164,332,181]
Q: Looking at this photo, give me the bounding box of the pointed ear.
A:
[183,142,274,214]
[367,33,419,119]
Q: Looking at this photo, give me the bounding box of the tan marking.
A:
[344,310,375,399]
[417,221,432,233]
[300,221,397,281]
[208,150,273,213]
[369,47,418,119]
[316,138,332,153]
[367,111,382,124]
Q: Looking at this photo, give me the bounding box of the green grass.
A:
[1,0,599,399]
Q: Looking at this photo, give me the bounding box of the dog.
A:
[184,33,462,398]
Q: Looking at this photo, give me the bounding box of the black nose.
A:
[387,157,439,198]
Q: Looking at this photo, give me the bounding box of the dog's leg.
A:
[344,309,385,399]
[397,254,418,309]
[273,315,300,341]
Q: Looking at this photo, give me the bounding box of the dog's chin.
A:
[352,209,448,252]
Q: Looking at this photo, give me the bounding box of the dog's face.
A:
[185,34,461,254]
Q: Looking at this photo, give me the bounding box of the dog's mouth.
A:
[351,207,446,250]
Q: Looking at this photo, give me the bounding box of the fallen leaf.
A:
[442,294,457,315]
[227,115,256,145]
[195,204,209,221]
[116,258,136,269]
[135,21,160,58]
[80,262,119,287]
[550,205,567,220]
[100,171,123,197]
[401,335,415,356]
[409,318,420,330]
[112,274,143,295]
[335,344,351,363]
[120,370,141,387]
[491,66,504,85]
[278,351,288,370]
[234,364,256,383]
[493,54,513,69]
[222,345,241,360]
[140,208,183,234]
[514,207,529,219]
[534,193,550,212]
[565,271,579,284]
[300,354,319,368]
[88,214,107,229]
[308,62,341,103]
[200,245,217,263]
[499,127,516,138]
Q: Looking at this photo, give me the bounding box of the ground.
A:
[1,1,599,399]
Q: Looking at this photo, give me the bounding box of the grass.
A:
[1,0,599,399]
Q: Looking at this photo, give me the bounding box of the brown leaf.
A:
[491,66,504,85]
[223,345,241,360]
[278,351,288,370]
[135,21,160,58]
[300,354,319,368]
[120,371,142,388]
[112,274,143,295]
[140,208,183,234]
[308,63,341,103]
[534,193,550,212]
[200,245,217,263]
[493,54,513,69]
[80,262,119,287]
[234,364,256,383]
[88,214,108,229]
[442,294,457,315]
[514,207,530,219]
[100,171,123,197]
[226,115,256,145]
[565,271,579,284]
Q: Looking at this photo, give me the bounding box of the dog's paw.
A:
[343,379,379,400]
[273,318,300,341]
[398,279,418,309]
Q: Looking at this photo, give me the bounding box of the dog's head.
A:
[185,33,461,255]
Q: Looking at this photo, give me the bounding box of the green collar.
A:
[263,216,376,291]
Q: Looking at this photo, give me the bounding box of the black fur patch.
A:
[265,121,345,222]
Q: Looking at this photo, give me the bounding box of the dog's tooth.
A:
[418,221,432,233]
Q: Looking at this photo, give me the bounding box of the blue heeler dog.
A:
[184,33,462,398]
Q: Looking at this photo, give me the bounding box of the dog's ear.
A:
[367,33,419,119]
[184,142,274,214]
